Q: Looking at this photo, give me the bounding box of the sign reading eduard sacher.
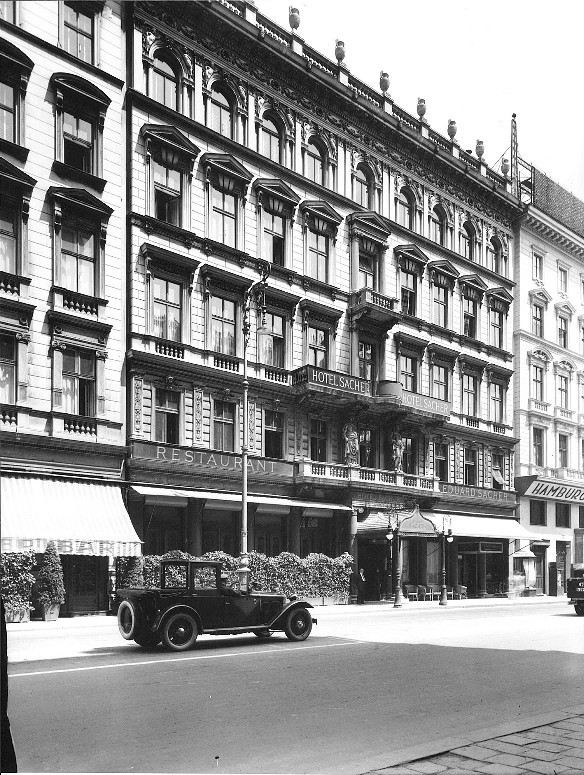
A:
[439,482,515,503]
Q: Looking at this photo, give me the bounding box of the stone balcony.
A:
[348,287,400,327]
[295,460,439,492]
[528,398,551,414]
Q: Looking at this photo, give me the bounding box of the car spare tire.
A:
[117,600,139,640]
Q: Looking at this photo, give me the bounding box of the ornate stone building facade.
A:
[123,0,527,600]
[513,163,584,595]
[0,1,140,614]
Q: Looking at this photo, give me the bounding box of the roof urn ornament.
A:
[379,71,390,95]
[335,40,346,64]
[447,119,457,141]
[289,7,300,31]
[501,158,510,177]
[475,140,484,160]
[417,98,427,121]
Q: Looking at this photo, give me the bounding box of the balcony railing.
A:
[155,340,185,359]
[555,407,574,420]
[296,460,439,491]
[529,398,551,413]
[63,415,97,436]
[0,405,17,427]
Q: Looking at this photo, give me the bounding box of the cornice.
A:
[520,209,584,260]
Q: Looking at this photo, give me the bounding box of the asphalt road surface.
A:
[6,602,583,774]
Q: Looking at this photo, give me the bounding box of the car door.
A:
[222,591,260,628]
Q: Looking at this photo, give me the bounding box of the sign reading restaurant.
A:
[132,442,294,476]
[439,482,516,503]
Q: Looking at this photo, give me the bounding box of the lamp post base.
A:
[393,588,403,608]
[238,555,250,594]
[439,586,448,606]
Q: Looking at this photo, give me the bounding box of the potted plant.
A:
[33,541,65,621]
[0,550,36,622]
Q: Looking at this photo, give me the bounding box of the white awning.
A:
[131,485,353,512]
[447,514,534,540]
[1,476,142,556]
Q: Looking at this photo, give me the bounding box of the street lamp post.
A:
[238,265,270,594]
[386,503,411,609]
[439,518,454,606]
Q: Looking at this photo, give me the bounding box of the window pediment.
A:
[486,286,513,312]
[528,288,552,308]
[554,359,575,375]
[300,200,343,226]
[0,37,34,75]
[554,301,576,319]
[459,274,487,301]
[458,354,488,375]
[48,187,113,219]
[201,153,253,192]
[347,211,390,244]
[394,330,429,354]
[395,244,429,269]
[0,157,36,192]
[50,73,111,109]
[299,298,343,327]
[486,365,512,385]
[428,259,459,288]
[253,178,300,214]
[140,124,200,167]
[200,264,255,296]
[140,243,200,277]
[427,342,459,365]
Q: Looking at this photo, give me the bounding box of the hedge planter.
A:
[5,607,31,624]
[42,603,61,621]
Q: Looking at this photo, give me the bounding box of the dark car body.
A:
[567,565,584,616]
[116,560,316,650]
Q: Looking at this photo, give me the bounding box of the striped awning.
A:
[1,476,142,557]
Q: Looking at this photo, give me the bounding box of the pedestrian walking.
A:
[356,567,366,604]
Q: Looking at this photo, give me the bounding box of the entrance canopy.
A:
[1,476,142,556]
[446,513,533,540]
[131,485,353,512]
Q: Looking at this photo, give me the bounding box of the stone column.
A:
[350,232,360,292]
[477,553,488,598]
[289,507,302,555]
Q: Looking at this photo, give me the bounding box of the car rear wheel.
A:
[162,612,198,651]
[253,629,272,638]
[284,608,312,641]
[117,600,138,640]
[134,631,161,648]
[575,602,584,616]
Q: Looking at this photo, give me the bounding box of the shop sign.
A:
[132,442,294,476]
[402,389,450,417]
[302,366,370,396]
[1,537,141,557]
[439,483,515,503]
[523,481,584,503]
[458,541,504,554]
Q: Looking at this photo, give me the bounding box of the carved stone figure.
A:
[392,432,405,473]
[343,422,359,466]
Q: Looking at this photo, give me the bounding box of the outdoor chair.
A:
[417,585,431,601]
[453,584,467,599]
[427,584,442,600]
[404,584,419,601]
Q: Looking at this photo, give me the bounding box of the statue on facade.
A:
[392,432,405,473]
[342,421,359,466]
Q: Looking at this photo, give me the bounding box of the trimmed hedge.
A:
[33,541,65,607]
[116,550,353,600]
[0,551,36,614]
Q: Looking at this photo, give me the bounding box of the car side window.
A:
[162,564,188,588]
[193,567,216,590]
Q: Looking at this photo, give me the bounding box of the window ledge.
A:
[0,271,32,296]
[0,138,29,163]
[131,213,197,249]
[47,308,112,337]
[52,286,108,317]
[52,160,106,192]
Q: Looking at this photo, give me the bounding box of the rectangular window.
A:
[0,333,16,404]
[532,305,543,337]
[433,284,448,327]
[402,437,416,475]
[464,447,476,486]
[211,296,236,356]
[490,382,504,423]
[308,230,328,282]
[532,366,544,401]
[434,442,448,483]
[530,500,546,526]
[492,453,504,490]
[462,374,477,416]
[463,298,477,338]
[358,254,375,289]
[0,199,17,273]
[401,271,416,316]
[213,400,235,452]
[308,325,328,368]
[533,252,543,280]
[533,427,544,466]
[259,312,284,368]
[310,418,327,462]
[263,211,285,266]
[264,409,284,459]
[62,348,95,417]
[155,389,179,445]
[490,310,503,349]
[61,222,95,296]
[579,505,584,529]
[211,188,236,248]
[558,317,568,348]
[153,277,181,342]
[359,428,373,468]
[0,79,15,143]
[63,111,93,172]
[358,341,373,381]
[558,266,568,293]
[558,434,568,468]
[556,503,570,528]
[558,375,568,409]
[400,354,417,392]
[63,2,94,63]
[432,364,448,401]
[153,160,181,226]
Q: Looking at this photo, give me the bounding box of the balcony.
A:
[295,460,439,492]
[555,406,575,421]
[348,288,400,327]
[528,398,551,414]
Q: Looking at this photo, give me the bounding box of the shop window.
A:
[153,277,181,342]
[492,453,504,490]
[308,325,328,368]
[307,228,329,283]
[530,499,546,526]
[259,312,285,368]
[305,138,325,186]
[261,114,282,164]
[263,210,285,266]
[353,165,371,208]
[208,86,233,139]
[0,332,16,404]
[533,251,543,281]
[462,374,477,417]
[0,39,33,151]
[429,205,446,246]
[464,446,477,486]
[150,53,178,110]
[558,316,568,348]
[358,340,374,381]
[433,282,448,327]
[396,187,414,230]
[490,382,504,423]
[556,503,570,528]
[399,354,417,392]
[62,347,95,417]
[213,399,235,452]
[62,2,101,64]
[400,269,417,316]
[531,304,544,337]
[460,221,475,261]
[155,388,179,444]
[432,364,449,401]
[434,442,448,482]
[558,433,568,468]
[557,374,569,409]
[310,418,327,462]
[533,427,544,466]
[264,409,284,459]
[211,295,236,356]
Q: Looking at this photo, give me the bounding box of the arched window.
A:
[261,115,282,163]
[354,165,370,208]
[209,86,233,139]
[396,187,414,230]
[461,221,475,261]
[487,236,503,274]
[305,138,325,186]
[151,53,178,110]
[429,205,446,246]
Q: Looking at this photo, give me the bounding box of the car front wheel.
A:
[575,602,584,616]
[284,608,312,641]
[117,600,138,640]
[162,612,198,651]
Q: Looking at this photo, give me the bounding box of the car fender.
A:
[155,605,203,634]
[268,601,315,629]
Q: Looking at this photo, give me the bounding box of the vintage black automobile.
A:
[567,564,584,616]
[116,560,316,651]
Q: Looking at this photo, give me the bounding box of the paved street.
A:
[5,599,583,774]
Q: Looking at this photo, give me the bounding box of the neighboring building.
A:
[0,1,140,613]
[123,0,526,600]
[513,158,584,595]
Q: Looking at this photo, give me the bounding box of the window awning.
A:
[131,485,353,512]
[447,514,534,540]
[1,476,142,557]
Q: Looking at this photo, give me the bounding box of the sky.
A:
[255,0,584,202]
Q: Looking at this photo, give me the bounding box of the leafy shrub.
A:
[115,556,144,589]
[0,551,36,613]
[33,541,65,607]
